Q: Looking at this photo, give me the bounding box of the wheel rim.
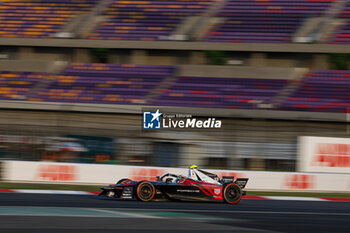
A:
[140,184,153,199]
[225,185,241,203]
[228,186,237,198]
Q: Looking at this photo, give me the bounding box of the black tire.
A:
[223,183,242,204]
[117,178,133,184]
[136,181,155,202]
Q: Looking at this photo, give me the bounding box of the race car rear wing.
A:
[235,178,249,189]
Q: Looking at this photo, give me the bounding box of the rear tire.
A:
[136,181,155,202]
[223,183,242,204]
[117,178,133,184]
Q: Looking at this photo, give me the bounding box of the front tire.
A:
[223,183,242,204]
[136,181,155,202]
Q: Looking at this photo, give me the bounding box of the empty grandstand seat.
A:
[327,2,350,44]
[203,0,333,43]
[86,0,212,40]
[0,63,175,104]
[152,76,288,109]
[0,0,98,38]
[2,65,349,113]
[0,71,46,100]
[280,70,350,112]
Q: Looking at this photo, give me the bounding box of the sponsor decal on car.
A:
[176,189,200,193]
[121,187,133,199]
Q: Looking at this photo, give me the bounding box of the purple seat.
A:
[203,0,333,43]
[279,70,350,113]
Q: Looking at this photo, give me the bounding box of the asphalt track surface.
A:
[0,193,349,233]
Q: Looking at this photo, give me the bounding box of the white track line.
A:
[97,208,350,216]
[1,206,349,216]
[2,190,350,202]
[90,208,165,219]
[262,196,327,201]
[13,189,90,195]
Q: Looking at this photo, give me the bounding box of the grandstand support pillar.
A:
[108,53,126,64]
[249,53,267,67]
[179,144,205,167]
[131,50,147,64]
[311,54,329,70]
[249,157,266,171]
[189,51,206,65]
[18,47,35,60]
[73,49,91,63]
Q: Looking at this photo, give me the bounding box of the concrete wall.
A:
[179,65,307,79]
[72,49,91,63]
[0,60,68,72]
[0,100,347,122]
[3,161,350,192]
[2,38,350,53]
[13,46,332,68]
[18,47,68,61]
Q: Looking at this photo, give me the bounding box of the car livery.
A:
[99,165,249,204]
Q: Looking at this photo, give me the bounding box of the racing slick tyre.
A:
[136,181,156,202]
[117,178,133,184]
[223,183,242,204]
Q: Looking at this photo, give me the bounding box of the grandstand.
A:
[204,0,333,43]
[1,63,350,113]
[0,0,99,38]
[0,0,349,44]
[86,0,212,41]
[327,1,350,44]
[280,69,350,113]
[0,0,350,170]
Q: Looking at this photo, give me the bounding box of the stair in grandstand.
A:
[76,0,115,38]
[144,67,180,105]
[268,68,309,109]
[318,0,349,43]
[293,0,348,43]
[293,17,324,43]
[191,16,225,41]
[54,0,113,39]
[324,0,348,18]
[189,0,228,41]
[25,78,56,101]
[169,0,228,41]
[169,16,201,41]
[318,18,347,43]
[25,62,68,100]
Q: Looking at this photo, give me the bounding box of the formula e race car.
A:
[99,165,249,204]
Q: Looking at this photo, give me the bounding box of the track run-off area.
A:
[0,192,349,233]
